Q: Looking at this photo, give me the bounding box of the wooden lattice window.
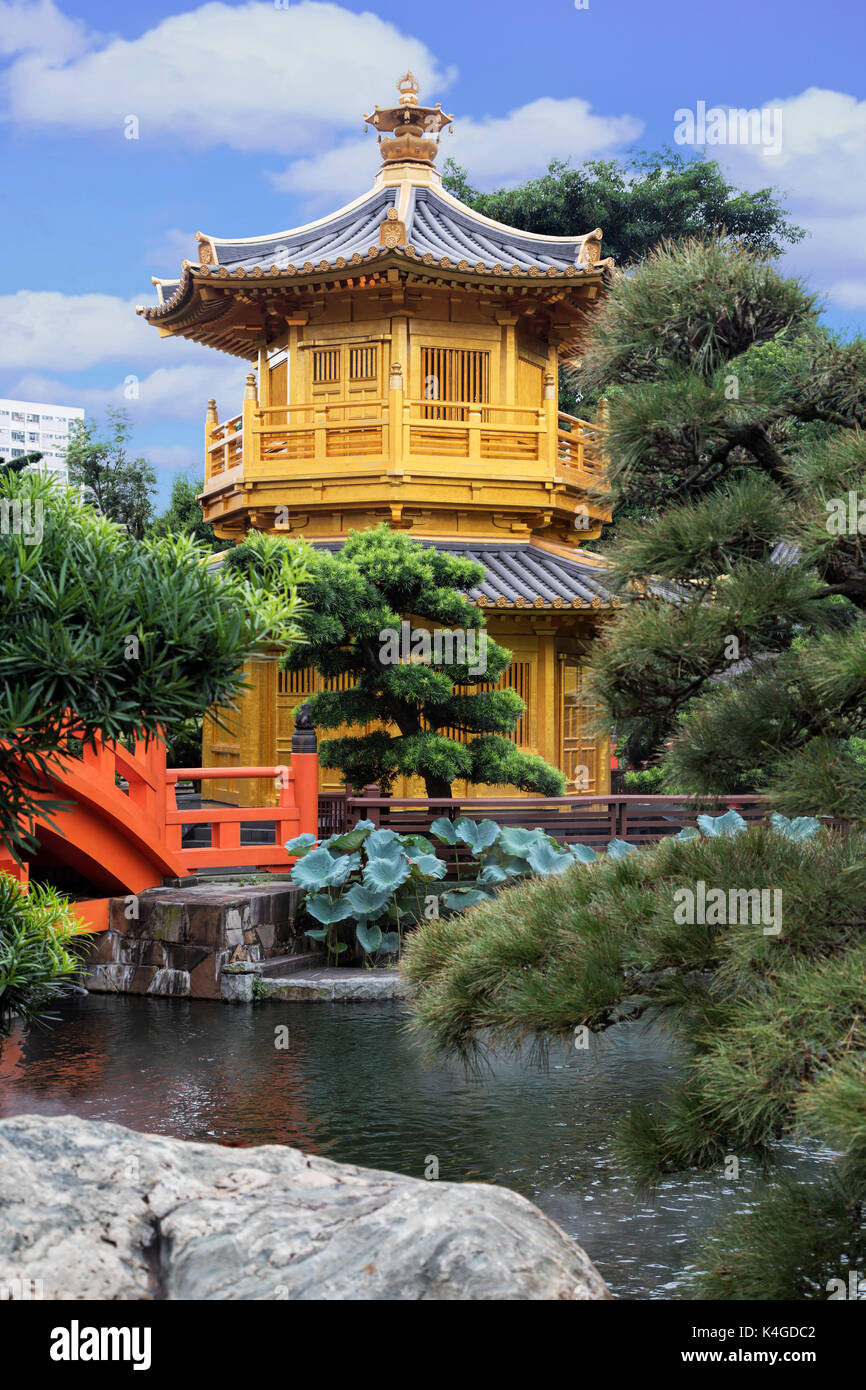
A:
[431,662,531,747]
[277,667,316,696]
[312,348,340,384]
[349,346,377,381]
[421,347,489,420]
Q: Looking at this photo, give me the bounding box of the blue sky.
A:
[1,0,865,507]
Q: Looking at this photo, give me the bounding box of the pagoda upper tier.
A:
[138,75,612,546]
[141,185,612,356]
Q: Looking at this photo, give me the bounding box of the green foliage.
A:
[403,821,866,1297]
[161,716,205,770]
[582,239,815,392]
[66,409,157,540]
[442,151,804,266]
[623,766,666,792]
[288,817,629,963]
[0,471,310,863]
[0,873,89,1036]
[150,472,220,550]
[574,239,866,808]
[238,524,565,798]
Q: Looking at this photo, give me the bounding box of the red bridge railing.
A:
[0,733,319,896]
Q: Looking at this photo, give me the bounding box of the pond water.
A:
[0,994,824,1299]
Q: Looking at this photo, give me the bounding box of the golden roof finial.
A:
[397,72,419,106]
[364,74,453,168]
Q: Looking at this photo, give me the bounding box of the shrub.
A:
[0,873,89,1037]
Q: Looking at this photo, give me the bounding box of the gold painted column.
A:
[534,623,558,766]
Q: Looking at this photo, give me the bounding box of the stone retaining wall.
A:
[83,881,307,1000]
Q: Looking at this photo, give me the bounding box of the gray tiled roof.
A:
[214,188,398,273]
[395,188,589,271]
[434,541,613,606]
[313,539,614,607]
[203,186,591,277]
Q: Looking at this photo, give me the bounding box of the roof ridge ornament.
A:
[364,73,453,170]
[397,72,419,106]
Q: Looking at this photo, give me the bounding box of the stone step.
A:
[247,952,324,977]
[222,966,405,1003]
[82,881,309,1001]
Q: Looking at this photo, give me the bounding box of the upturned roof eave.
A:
[138,250,611,333]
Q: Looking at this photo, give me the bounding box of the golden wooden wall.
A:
[202,627,611,805]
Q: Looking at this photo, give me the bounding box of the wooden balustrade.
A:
[557,410,606,478]
[204,391,607,479]
[205,408,244,481]
[165,765,302,871]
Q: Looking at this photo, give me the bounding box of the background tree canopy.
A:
[66,408,156,540]
[150,471,220,551]
[442,150,805,266]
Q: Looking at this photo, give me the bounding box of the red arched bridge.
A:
[0,733,318,933]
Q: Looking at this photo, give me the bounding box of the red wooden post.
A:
[291,704,319,840]
[164,775,182,853]
[276,766,300,848]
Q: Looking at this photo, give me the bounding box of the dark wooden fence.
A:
[341,787,769,849]
[318,791,348,838]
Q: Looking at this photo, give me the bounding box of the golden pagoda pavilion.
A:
[139,74,616,802]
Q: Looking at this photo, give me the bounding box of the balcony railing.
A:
[206,409,244,479]
[556,410,607,479]
[203,375,608,491]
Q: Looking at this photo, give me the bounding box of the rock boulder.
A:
[0,1114,610,1301]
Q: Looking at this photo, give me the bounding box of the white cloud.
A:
[1,1,454,152]
[7,361,246,423]
[145,228,198,274]
[121,362,247,421]
[713,89,866,319]
[0,0,92,61]
[0,290,211,371]
[275,96,643,200]
[145,443,202,473]
[827,279,866,312]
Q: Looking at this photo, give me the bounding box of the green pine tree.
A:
[576,237,866,809]
[229,526,565,799]
[403,240,866,1298]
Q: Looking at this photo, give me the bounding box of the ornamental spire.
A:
[363,72,453,168]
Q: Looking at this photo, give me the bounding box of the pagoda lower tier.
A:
[201,538,617,807]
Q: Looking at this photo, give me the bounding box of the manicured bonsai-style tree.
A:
[274,526,565,799]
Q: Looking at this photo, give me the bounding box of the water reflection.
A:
[0,995,825,1299]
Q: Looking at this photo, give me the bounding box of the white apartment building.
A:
[0,398,84,486]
